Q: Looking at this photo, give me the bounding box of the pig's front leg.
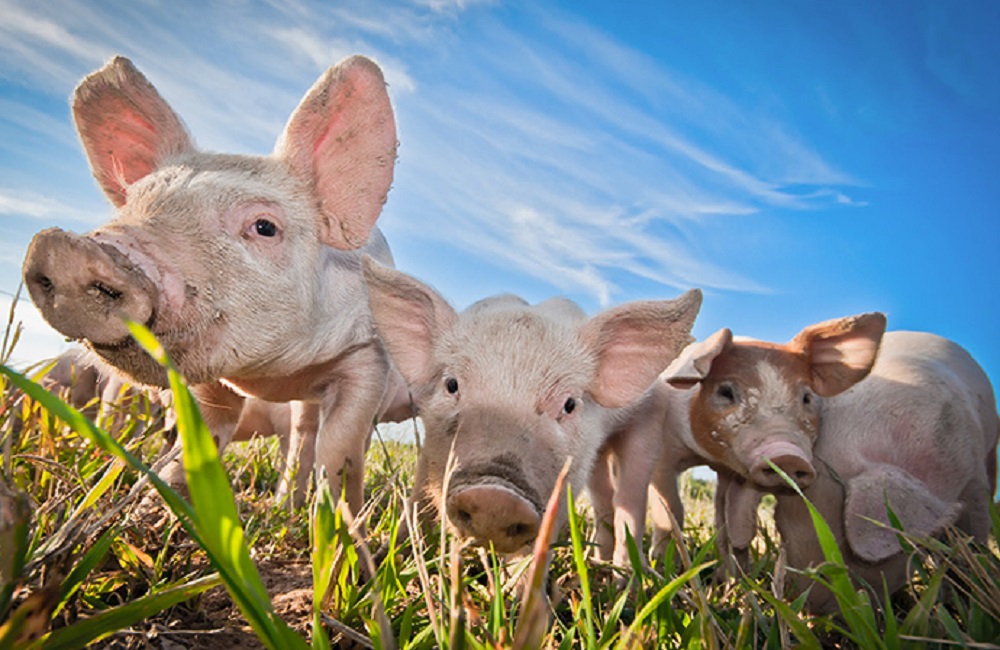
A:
[590,419,660,569]
[276,401,320,505]
[608,420,662,569]
[588,447,617,563]
[714,472,758,579]
[159,381,243,490]
[649,460,686,560]
[315,342,391,518]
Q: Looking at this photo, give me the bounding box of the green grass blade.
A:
[565,484,596,648]
[53,527,117,617]
[766,461,885,649]
[36,573,222,650]
[0,482,30,619]
[0,365,197,527]
[617,561,713,649]
[125,322,310,650]
[742,578,822,650]
[66,459,125,522]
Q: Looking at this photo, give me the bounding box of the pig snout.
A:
[446,484,541,553]
[748,440,817,489]
[23,228,158,345]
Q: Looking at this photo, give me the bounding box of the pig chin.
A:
[85,309,227,388]
[87,339,170,387]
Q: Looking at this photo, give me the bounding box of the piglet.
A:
[655,314,999,610]
[363,257,702,565]
[21,55,404,511]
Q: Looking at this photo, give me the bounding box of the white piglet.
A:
[363,258,702,565]
[22,55,406,508]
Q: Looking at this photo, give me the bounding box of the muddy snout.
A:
[749,440,817,490]
[445,458,544,553]
[23,228,158,345]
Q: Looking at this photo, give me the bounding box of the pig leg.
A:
[649,462,685,559]
[590,423,659,568]
[159,382,242,489]
[608,425,660,568]
[276,401,319,505]
[314,343,389,518]
[588,448,616,563]
[715,473,759,578]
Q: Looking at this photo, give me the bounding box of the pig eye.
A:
[254,218,278,237]
[445,377,459,394]
[802,389,813,406]
[562,397,576,414]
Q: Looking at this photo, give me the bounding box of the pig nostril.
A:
[506,523,529,538]
[35,274,54,294]
[455,509,473,527]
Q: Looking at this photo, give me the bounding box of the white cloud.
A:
[0,188,98,223]
[0,293,73,368]
[0,0,860,311]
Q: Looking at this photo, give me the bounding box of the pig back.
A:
[817,331,998,502]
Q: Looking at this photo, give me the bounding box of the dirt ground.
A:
[104,557,314,650]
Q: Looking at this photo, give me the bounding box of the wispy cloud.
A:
[0,0,858,315]
[0,188,98,223]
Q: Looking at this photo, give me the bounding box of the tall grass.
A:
[0,316,998,647]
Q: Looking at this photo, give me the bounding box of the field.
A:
[1,321,999,649]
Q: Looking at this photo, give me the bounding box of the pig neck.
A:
[663,384,715,469]
[222,340,380,402]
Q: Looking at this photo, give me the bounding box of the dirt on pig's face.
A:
[688,343,821,487]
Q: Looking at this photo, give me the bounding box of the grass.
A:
[0,319,998,648]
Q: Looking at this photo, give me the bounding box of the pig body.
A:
[655,317,999,610]
[363,258,702,564]
[22,55,405,511]
[24,348,165,433]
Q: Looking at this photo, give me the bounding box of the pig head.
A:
[363,257,701,563]
[650,312,887,558]
[21,55,401,512]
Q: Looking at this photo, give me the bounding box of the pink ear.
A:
[662,327,732,389]
[789,312,886,397]
[276,56,397,251]
[362,257,456,389]
[844,467,960,563]
[73,56,194,207]
[581,289,702,409]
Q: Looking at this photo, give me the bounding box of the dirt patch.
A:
[109,557,314,650]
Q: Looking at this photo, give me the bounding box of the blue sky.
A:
[1,0,998,403]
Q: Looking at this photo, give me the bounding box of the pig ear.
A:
[844,467,960,563]
[276,56,397,251]
[662,327,733,389]
[362,257,456,388]
[73,56,195,208]
[789,312,886,397]
[580,289,703,409]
